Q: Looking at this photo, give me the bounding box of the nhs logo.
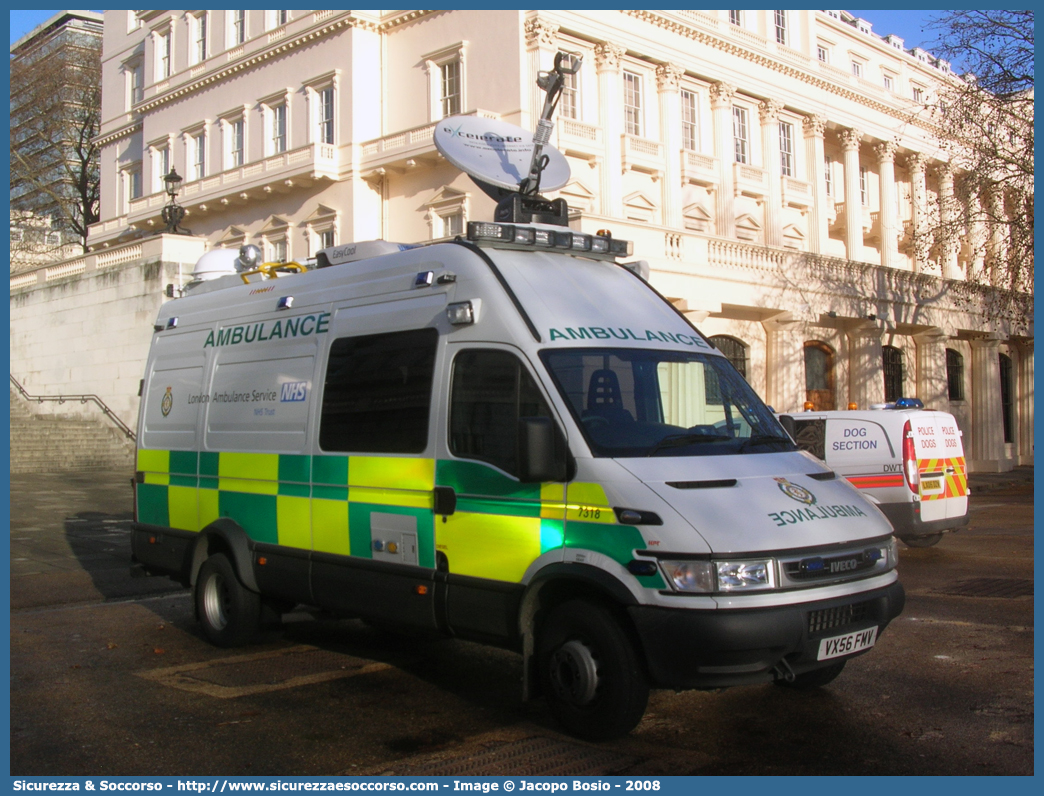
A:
[280,381,308,402]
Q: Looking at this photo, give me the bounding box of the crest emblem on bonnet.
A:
[774,477,816,506]
[161,386,173,417]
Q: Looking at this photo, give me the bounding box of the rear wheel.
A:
[537,600,649,741]
[776,660,846,690]
[902,533,943,548]
[195,553,261,647]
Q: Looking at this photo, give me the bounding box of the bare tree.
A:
[9,29,102,256]
[924,10,1033,331]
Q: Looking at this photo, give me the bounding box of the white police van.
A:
[779,401,970,547]
[132,53,904,740]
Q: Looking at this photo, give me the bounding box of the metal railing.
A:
[10,375,136,441]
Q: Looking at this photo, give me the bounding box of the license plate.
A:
[817,626,878,660]
[920,478,943,493]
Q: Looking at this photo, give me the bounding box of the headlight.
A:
[660,558,777,593]
[660,560,715,593]
[716,559,775,591]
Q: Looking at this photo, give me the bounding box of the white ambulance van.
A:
[778,404,969,547]
[131,53,903,740]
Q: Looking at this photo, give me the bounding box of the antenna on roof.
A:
[434,51,581,227]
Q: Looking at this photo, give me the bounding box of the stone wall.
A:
[10,235,207,432]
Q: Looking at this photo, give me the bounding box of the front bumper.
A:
[629,580,905,689]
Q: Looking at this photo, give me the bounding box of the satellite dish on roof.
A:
[434,117,571,193]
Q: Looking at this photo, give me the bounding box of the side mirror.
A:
[518,416,568,483]
[778,414,796,441]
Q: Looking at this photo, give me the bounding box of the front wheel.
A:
[537,600,649,741]
[902,533,943,548]
[195,553,261,647]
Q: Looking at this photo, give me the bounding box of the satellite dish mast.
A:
[434,51,582,227]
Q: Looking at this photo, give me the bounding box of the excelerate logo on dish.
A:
[774,477,816,506]
[441,124,522,143]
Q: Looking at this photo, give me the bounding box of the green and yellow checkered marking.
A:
[137,450,663,588]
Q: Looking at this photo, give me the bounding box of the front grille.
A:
[807,600,870,636]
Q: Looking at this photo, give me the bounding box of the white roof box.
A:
[317,240,422,268]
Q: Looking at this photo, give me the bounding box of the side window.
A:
[319,328,438,453]
[450,350,553,477]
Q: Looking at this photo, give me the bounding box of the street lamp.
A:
[160,167,190,234]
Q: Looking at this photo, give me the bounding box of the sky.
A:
[9,9,948,49]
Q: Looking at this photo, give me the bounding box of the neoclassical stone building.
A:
[76,9,1032,471]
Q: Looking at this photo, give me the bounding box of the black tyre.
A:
[776,659,846,690]
[537,599,649,741]
[195,553,261,647]
[902,533,943,548]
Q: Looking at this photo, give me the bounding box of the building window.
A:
[231,10,246,45]
[912,86,924,103]
[560,70,578,120]
[122,167,142,213]
[152,145,170,193]
[733,106,749,164]
[623,71,643,137]
[817,45,829,63]
[269,103,287,154]
[859,165,868,205]
[824,154,833,196]
[851,61,863,79]
[320,329,438,454]
[946,348,965,401]
[190,133,206,181]
[319,229,335,250]
[729,11,742,26]
[441,60,461,117]
[709,336,748,379]
[317,86,335,145]
[999,353,1014,443]
[883,74,894,92]
[804,341,836,411]
[774,10,788,45]
[681,89,698,151]
[127,61,144,107]
[226,118,244,168]
[882,345,904,402]
[268,11,289,30]
[156,29,172,79]
[268,238,287,263]
[441,211,464,238]
[779,121,794,177]
[190,13,207,65]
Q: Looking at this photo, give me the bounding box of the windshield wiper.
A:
[647,432,728,457]
[738,434,793,452]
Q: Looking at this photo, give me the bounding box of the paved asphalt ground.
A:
[8,465,1034,776]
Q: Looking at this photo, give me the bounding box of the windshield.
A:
[540,348,795,458]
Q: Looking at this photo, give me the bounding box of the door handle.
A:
[433,486,457,517]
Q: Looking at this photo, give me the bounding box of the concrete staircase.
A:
[10,389,136,474]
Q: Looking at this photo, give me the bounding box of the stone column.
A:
[913,327,948,409]
[874,141,898,269]
[847,324,884,410]
[966,191,987,283]
[1015,339,1034,465]
[840,127,863,262]
[759,99,784,248]
[968,336,1005,472]
[762,316,805,413]
[710,81,736,238]
[906,152,927,273]
[936,163,960,279]
[657,63,684,229]
[594,42,625,218]
[803,113,828,254]
[986,185,1007,286]
[524,17,560,131]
